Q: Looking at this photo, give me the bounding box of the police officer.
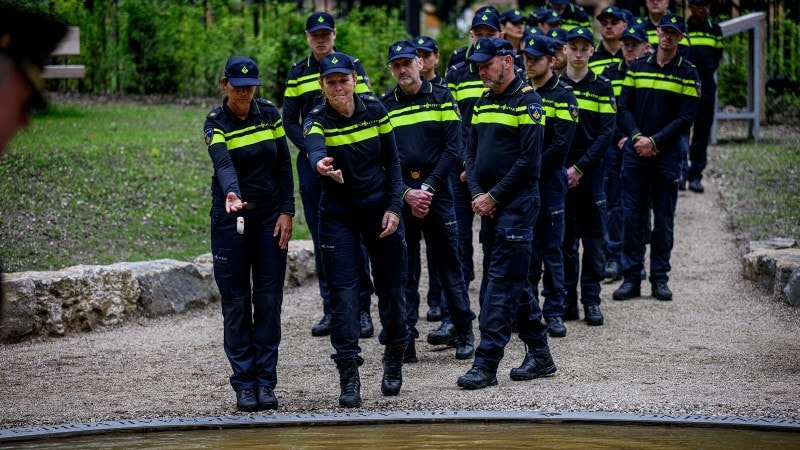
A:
[0,3,67,324]
[588,6,629,75]
[381,41,476,363]
[522,35,578,337]
[547,0,591,31]
[433,10,503,348]
[686,0,723,193]
[282,11,376,339]
[537,9,564,34]
[500,8,527,69]
[601,25,651,282]
[305,53,409,408]
[457,37,556,390]
[446,5,500,71]
[613,14,700,302]
[414,36,445,86]
[561,27,616,325]
[547,28,569,75]
[204,56,295,412]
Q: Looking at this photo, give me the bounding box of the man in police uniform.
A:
[457,38,556,390]
[0,4,67,322]
[601,25,651,282]
[522,35,578,337]
[546,0,591,31]
[588,6,629,75]
[380,41,477,363]
[431,10,503,349]
[446,5,500,71]
[685,0,723,193]
[561,27,616,326]
[282,12,376,339]
[613,14,700,302]
[548,28,569,75]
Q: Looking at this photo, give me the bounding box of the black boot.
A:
[381,343,406,396]
[427,321,457,346]
[336,358,362,408]
[403,337,418,363]
[455,327,475,360]
[510,344,557,381]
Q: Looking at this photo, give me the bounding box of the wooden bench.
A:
[41,26,85,79]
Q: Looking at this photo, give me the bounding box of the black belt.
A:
[405,169,429,180]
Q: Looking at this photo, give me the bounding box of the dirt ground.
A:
[1,162,800,430]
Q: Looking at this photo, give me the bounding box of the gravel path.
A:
[1,174,799,430]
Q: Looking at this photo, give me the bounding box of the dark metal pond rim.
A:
[2,410,799,443]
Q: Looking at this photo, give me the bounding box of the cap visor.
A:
[388,53,418,63]
[659,24,684,34]
[306,24,334,32]
[321,68,353,77]
[521,48,546,57]
[466,53,494,64]
[228,78,261,86]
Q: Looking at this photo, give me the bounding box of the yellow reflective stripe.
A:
[589,57,617,74]
[627,70,699,97]
[647,29,658,45]
[308,118,389,146]
[612,79,623,97]
[210,129,226,145]
[688,34,722,48]
[450,80,485,102]
[284,73,320,98]
[387,106,459,128]
[225,128,281,151]
[355,76,371,94]
[377,115,392,134]
[472,104,545,126]
[542,102,575,122]
[573,92,615,114]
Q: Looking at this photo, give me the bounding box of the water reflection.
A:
[3,423,799,449]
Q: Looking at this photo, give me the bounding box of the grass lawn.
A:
[0,97,308,272]
[0,98,798,272]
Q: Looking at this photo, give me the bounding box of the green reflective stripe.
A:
[611,79,623,97]
[647,29,658,45]
[573,92,615,114]
[325,125,380,146]
[387,105,459,128]
[627,71,699,97]
[589,57,617,74]
[225,128,281,151]
[377,115,392,134]
[688,33,722,48]
[355,76,371,94]
[450,80,485,102]
[472,104,545,127]
[543,102,575,122]
[210,129,226,146]
[284,73,321,98]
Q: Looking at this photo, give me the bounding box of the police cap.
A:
[566,27,594,44]
[306,12,335,33]
[387,40,418,63]
[658,13,686,34]
[596,6,628,22]
[466,37,514,64]
[319,52,355,77]
[224,56,261,86]
[548,28,568,45]
[414,36,438,53]
[521,35,556,58]
[471,11,501,31]
[0,3,67,110]
[620,26,648,42]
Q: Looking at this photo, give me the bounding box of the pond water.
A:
[3,422,799,449]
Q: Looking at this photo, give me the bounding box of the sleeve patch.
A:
[569,103,579,120]
[528,103,543,124]
[204,128,214,145]
[302,119,313,137]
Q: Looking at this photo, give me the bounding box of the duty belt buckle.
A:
[410,171,421,180]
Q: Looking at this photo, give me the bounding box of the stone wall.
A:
[742,238,800,307]
[0,240,317,343]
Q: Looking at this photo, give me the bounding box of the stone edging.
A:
[1,410,799,443]
[742,238,800,306]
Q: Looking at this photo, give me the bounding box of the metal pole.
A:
[406,0,420,37]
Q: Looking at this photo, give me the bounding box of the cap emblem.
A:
[331,56,339,64]
[318,16,325,23]
[577,29,584,34]
[417,38,424,44]
[606,7,613,12]
[481,14,489,20]
[241,66,249,74]
[528,38,535,46]
[395,45,403,51]
[671,16,677,23]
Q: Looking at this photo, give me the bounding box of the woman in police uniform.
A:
[304,52,409,408]
[204,56,294,412]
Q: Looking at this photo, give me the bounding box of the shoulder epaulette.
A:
[310,106,322,115]
[560,81,573,90]
[521,85,534,93]
[256,98,273,106]
[452,61,466,72]
[206,107,222,119]
[598,75,610,83]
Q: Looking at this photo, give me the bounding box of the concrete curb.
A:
[2,410,799,443]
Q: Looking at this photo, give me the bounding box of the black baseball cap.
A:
[471,11,501,31]
[414,36,438,53]
[522,35,555,57]
[658,13,686,34]
[224,56,261,86]
[597,6,628,21]
[566,26,594,43]
[621,26,648,42]
[319,52,355,77]
[466,37,514,64]
[539,9,563,24]
[500,9,526,24]
[387,40,418,63]
[0,4,67,110]
[306,12,335,32]
[548,28,568,45]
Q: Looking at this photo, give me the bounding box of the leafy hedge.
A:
[30,0,467,104]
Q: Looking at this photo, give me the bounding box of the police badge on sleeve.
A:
[528,103,543,124]
[204,128,213,146]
